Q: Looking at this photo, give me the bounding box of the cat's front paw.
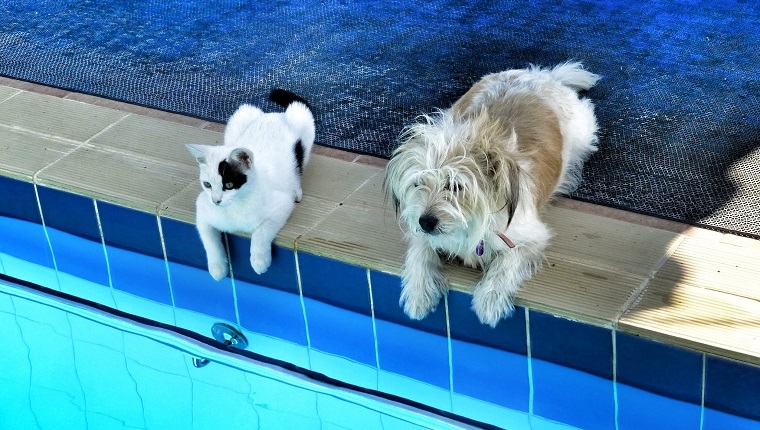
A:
[250,251,272,275]
[208,260,229,281]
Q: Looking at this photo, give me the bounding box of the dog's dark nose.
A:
[418,214,439,233]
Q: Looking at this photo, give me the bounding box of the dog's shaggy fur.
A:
[384,62,600,326]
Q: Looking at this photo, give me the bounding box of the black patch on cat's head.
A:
[218,160,248,190]
[294,139,304,175]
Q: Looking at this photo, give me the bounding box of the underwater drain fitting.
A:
[192,322,249,368]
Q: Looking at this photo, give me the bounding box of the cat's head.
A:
[185,144,254,206]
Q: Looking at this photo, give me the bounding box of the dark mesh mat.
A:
[1,1,758,237]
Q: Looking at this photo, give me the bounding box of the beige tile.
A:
[0,128,77,181]
[654,235,760,301]
[277,196,340,248]
[0,86,20,102]
[0,91,126,142]
[296,201,406,273]
[64,93,210,128]
[311,145,360,162]
[444,258,644,327]
[159,180,200,224]
[354,154,388,168]
[0,78,70,97]
[519,260,645,326]
[36,146,196,214]
[620,277,760,365]
[302,155,382,203]
[88,114,222,167]
[342,170,392,209]
[544,207,681,277]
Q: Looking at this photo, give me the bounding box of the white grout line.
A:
[293,247,313,370]
[223,234,242,329]
[700,353,706,430]
[92,199,117,307]
[444,294,455,411]
[155,215,178,327]
[366,268,381,390]
[525,307,534,416]
[32,182,62,293]
[613,329,620,430]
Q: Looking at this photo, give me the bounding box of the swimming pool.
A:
[1,174,760,429]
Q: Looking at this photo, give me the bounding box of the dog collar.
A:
[476,232,516,256]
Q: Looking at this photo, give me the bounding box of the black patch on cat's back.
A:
[218,160,248,189]
[294,139,305,175]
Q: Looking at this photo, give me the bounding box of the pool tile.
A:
[448,290,527,354]
[617,384,702,430]
[0,215,51,271]
[235,280,308,347]
[369,271,450,389]
[369,270,447,337]
[377,369,452,412]
[451,339,529,411]
[168,262,236,323]
[97,202,171,305]
[529,311,613,379]
[374,318,450,390]
[96,202,171,304]
[298,252,371,315]
[616,332,703,404]
[228,234,298,294]
[36,186,109,287]
[97,202,164,258]
[45,228,109,288]
[303,296,376,368]
[0,176,41,223]
[532,358,615,430]
[703,408,760,430]
[705,356,760,421]
[37,186,101,242]
[160,217,207,270]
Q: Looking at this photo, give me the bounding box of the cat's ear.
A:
[229,148,254,170]
[185,144,209,165]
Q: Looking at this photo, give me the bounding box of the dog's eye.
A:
[202,181,212,189]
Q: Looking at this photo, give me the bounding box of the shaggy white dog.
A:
[384,62,600,326]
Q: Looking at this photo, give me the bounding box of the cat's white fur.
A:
[186,100,314,279]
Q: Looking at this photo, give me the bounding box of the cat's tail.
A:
[270,89,315,168]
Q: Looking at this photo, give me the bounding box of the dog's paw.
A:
[400,272,448,320]
[208,259,229,281]
[250,251,272,275]
[472,285,516,327]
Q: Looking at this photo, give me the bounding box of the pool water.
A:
[0,281,475,430]
[1,209,760,429]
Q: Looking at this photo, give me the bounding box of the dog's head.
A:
[384,111,521,247]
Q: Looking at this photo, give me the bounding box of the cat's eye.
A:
[223,182,235,190]
[202,181,212,189]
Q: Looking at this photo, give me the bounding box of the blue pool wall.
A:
[1,174,760,428]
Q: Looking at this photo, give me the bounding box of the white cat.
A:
[186,90,314,279]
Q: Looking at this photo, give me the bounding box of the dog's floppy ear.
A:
[478,132,521,226]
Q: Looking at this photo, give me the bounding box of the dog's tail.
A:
[269,88,312,110]
[549,62,601,92]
